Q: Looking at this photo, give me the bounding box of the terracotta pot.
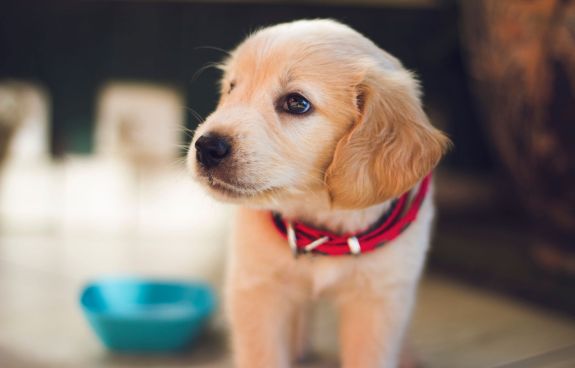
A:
[461,0,575,242]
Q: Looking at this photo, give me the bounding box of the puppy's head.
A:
[188,19,450,209]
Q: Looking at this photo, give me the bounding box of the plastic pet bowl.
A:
[80,277,216,352]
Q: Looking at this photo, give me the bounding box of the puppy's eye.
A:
[228,81,236,94]
[282,93,312,115]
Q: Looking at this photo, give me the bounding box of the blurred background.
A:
[1,0,574,367]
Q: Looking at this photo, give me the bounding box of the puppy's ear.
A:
[325,64,450,209]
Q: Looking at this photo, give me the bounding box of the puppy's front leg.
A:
[338,288,414,368]
[291,302,310,362]
[227,284,294,368]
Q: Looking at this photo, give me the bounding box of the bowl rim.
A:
[79,276,216,321]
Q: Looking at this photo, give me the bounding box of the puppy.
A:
[188,19,450,368]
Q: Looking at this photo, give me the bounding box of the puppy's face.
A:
[188,20,449,209]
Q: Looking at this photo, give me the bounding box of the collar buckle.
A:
[287,221,330,257]
[347,236,362,256]
[286,221,299,258]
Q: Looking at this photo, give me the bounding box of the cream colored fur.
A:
[187,19,450,368]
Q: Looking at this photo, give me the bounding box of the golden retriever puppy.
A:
[188,19,450,368]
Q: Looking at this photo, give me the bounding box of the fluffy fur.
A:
[187,19,450,368]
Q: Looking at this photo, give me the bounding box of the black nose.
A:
[195,134,231,169]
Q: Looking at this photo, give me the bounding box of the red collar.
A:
[272,174,432,256]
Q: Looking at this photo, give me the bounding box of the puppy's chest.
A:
[295,250,397,299]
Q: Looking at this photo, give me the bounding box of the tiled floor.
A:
[1,159,575,367]
[1,247,575,368]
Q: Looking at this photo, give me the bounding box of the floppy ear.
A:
[325,64,450,209]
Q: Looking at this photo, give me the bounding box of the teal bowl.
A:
[80,278,216,353]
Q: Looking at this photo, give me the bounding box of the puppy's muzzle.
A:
[195,133,232,169]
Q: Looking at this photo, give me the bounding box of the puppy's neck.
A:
[275,191,392,235]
